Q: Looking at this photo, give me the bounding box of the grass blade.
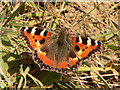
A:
[73,1,103,27]
[52,2,66,30]
[3,2,25,26]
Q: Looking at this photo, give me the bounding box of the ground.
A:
[1,2,120,89]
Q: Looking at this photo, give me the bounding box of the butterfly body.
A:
[19,27,101,74]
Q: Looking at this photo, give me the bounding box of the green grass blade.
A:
[103,6,120,38]
[1,4,7,25]
[73,1,103,27]
[105,45,120,51]
[3,2,25,26]
[91,65,111,89]
[86,62,111,89]
[108,2,120,12]
[17,76,24,88]
[0,3,8,31]
[27,73,44,87]
[52,2,66,30]
[104,7,117,31]
[49,0,57,29]
[93,30,117,40]
[29,2,41,22]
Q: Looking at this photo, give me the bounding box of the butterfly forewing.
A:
[71,36,101,59]
[18,27,52,50]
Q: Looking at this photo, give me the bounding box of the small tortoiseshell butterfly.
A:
[18,27,101,74]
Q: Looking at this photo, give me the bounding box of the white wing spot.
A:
[95,40,98,45]
[79,36,82,44]
[24,27,28,31]
[40,29,46,36]
[87,37,91,45]
[31,27,37,35]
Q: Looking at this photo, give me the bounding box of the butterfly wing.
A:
[19,27,59,72]
[19,27,68,74]
[71,36,101,59]
[18,27,52,50]
[67,36,101,71]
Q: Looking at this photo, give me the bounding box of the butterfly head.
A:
[57,28,67,45]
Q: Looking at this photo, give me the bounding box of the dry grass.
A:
[0,1,120,89]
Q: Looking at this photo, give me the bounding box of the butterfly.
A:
[18,27,101,74]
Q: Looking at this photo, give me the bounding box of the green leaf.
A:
[36,71,61,86]
[2,35,11,47]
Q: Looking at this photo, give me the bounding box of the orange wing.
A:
[19,27,68,74]
[67,36,101,71]
[19,27,52,50]
[34,49,68,74]
[71,36,101,59]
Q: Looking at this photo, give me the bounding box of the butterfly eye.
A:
[35,58,39,62]
[34,54,38,59]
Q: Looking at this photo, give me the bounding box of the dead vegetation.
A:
[1,1,120,89]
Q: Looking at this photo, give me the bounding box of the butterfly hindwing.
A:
[68,49,82,70]
[34,43,68,74]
